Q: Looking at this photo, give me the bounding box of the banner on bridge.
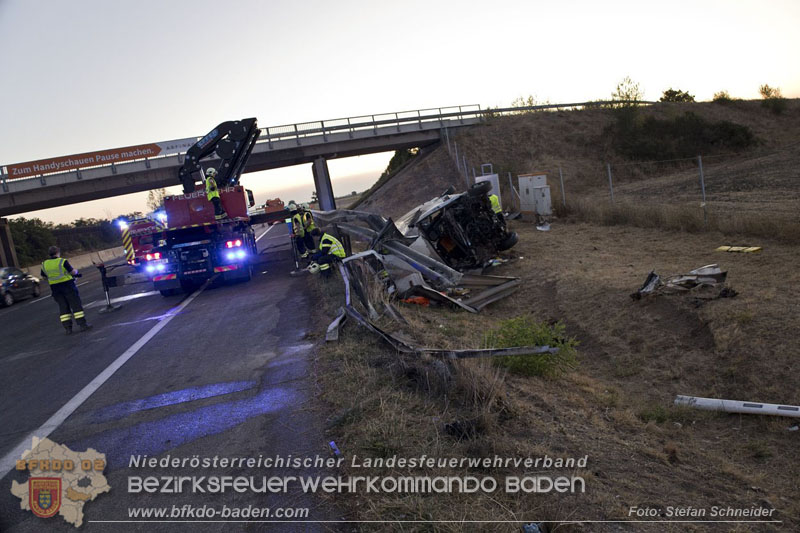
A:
[4,137,197,180]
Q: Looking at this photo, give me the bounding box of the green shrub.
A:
[485,317,579,377]
[712,90,733,103]
[759,84,787,115]
[660,88,695,102]
[606,110,757,160]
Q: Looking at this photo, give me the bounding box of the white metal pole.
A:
[675,395,800,418]
[607,163,614,202]
[558,167,566,208]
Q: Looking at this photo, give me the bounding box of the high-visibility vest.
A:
[489,194,502,214]
[320,234,346,259]
[303,211,317,232]
[206,177,220,201]
[291,213,305,237]
[42,258,73,285]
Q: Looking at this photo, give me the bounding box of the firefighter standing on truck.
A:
[41,246,92,334]
[309,231,346,278]
[205,168,228,220]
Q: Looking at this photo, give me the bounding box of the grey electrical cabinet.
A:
[518,173,551,216]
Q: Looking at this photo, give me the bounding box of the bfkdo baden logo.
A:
[11,437,111,527]
[30,477,62,518]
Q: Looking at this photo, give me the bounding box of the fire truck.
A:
[121,217,166,269]
[146,118,287,295]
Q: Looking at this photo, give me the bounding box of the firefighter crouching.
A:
[41,246,92,334]
[309,232,346,278]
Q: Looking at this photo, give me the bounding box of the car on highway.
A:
[0,267,41,306]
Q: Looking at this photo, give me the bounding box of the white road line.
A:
[255,224,275,243]
[17,280,93,308]
[0,281,209,477]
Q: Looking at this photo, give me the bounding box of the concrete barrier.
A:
[23,246,125,276]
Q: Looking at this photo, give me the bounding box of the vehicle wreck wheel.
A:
[497,231,518,251]
[32,283,41,297]
[468,181,491,197]
[2,292,14,307]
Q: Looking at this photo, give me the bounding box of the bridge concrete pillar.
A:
[0,218,19,268]
[312,157,336,211]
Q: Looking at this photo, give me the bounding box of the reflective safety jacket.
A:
[319,233,346,258]
[41,258,74,285]
[206,176,220,201]
[302,210,317,232]
[318,233,345,271]
[489,194,502,214]
[291,213,305,237]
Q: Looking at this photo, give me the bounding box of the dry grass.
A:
[308,218,800,530]
[567,196,800,243]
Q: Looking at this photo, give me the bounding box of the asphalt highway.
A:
[0,224,343,531]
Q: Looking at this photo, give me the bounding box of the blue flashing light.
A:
[236,250,246,259]
[146,265,155,273]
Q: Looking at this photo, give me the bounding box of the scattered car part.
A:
[675,395,800,418]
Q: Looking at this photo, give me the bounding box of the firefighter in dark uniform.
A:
[40,246,92,334]
[301,203,318,253]
[205,168,228,220]
[309,232,346,278]
[289,202,310,258]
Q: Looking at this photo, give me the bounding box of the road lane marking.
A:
[0,281,210,477]
[255,224,275,243]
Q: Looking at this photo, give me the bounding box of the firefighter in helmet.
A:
[309,231,346,278]
[205,168,228,220]
[301,203,319,250]
[289,202,310,258]
[40,246,92,334]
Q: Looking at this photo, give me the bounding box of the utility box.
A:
[518,173,552,217]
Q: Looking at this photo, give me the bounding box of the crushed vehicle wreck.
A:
[394,182,518,271]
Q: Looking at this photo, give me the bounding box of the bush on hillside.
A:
[660,88,695,103]
[712,90,734,103]
[759,84,787,115]
[606,109,757,160]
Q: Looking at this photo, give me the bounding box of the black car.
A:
[0,267,41,306]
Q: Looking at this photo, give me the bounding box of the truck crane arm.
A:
[178,118,261,194]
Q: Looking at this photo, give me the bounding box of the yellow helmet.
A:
[308,262,320,274]
[205,168,217,177]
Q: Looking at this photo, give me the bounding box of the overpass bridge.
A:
[0,105,484,218]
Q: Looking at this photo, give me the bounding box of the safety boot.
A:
[79,324,93,332]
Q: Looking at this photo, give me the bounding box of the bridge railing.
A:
[258,105,483,147]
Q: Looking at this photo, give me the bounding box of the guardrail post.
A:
[294,124,301,146]
[418,110,423,129]
[266,128,273,149]
[372,115,377,136]
[395,113,400,133]
[1,167,7,192]
[347,117,353,139]
[321,121,327,142]
[438,108,443,126]
[459,106,463,124]
[39,175,46,186]
[76,168,82,179]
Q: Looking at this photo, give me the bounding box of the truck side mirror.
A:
[246,189,255,208]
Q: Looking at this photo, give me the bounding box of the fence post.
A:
[1,167,7,193]
[698,155,708,229]
[462,155,469,188]
[454,141,459,170]
[606,163,614,202]
[558,166,566,208]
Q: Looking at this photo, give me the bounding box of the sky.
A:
[1,0,798,224]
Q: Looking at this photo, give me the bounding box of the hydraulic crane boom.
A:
[178,118,261,194]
